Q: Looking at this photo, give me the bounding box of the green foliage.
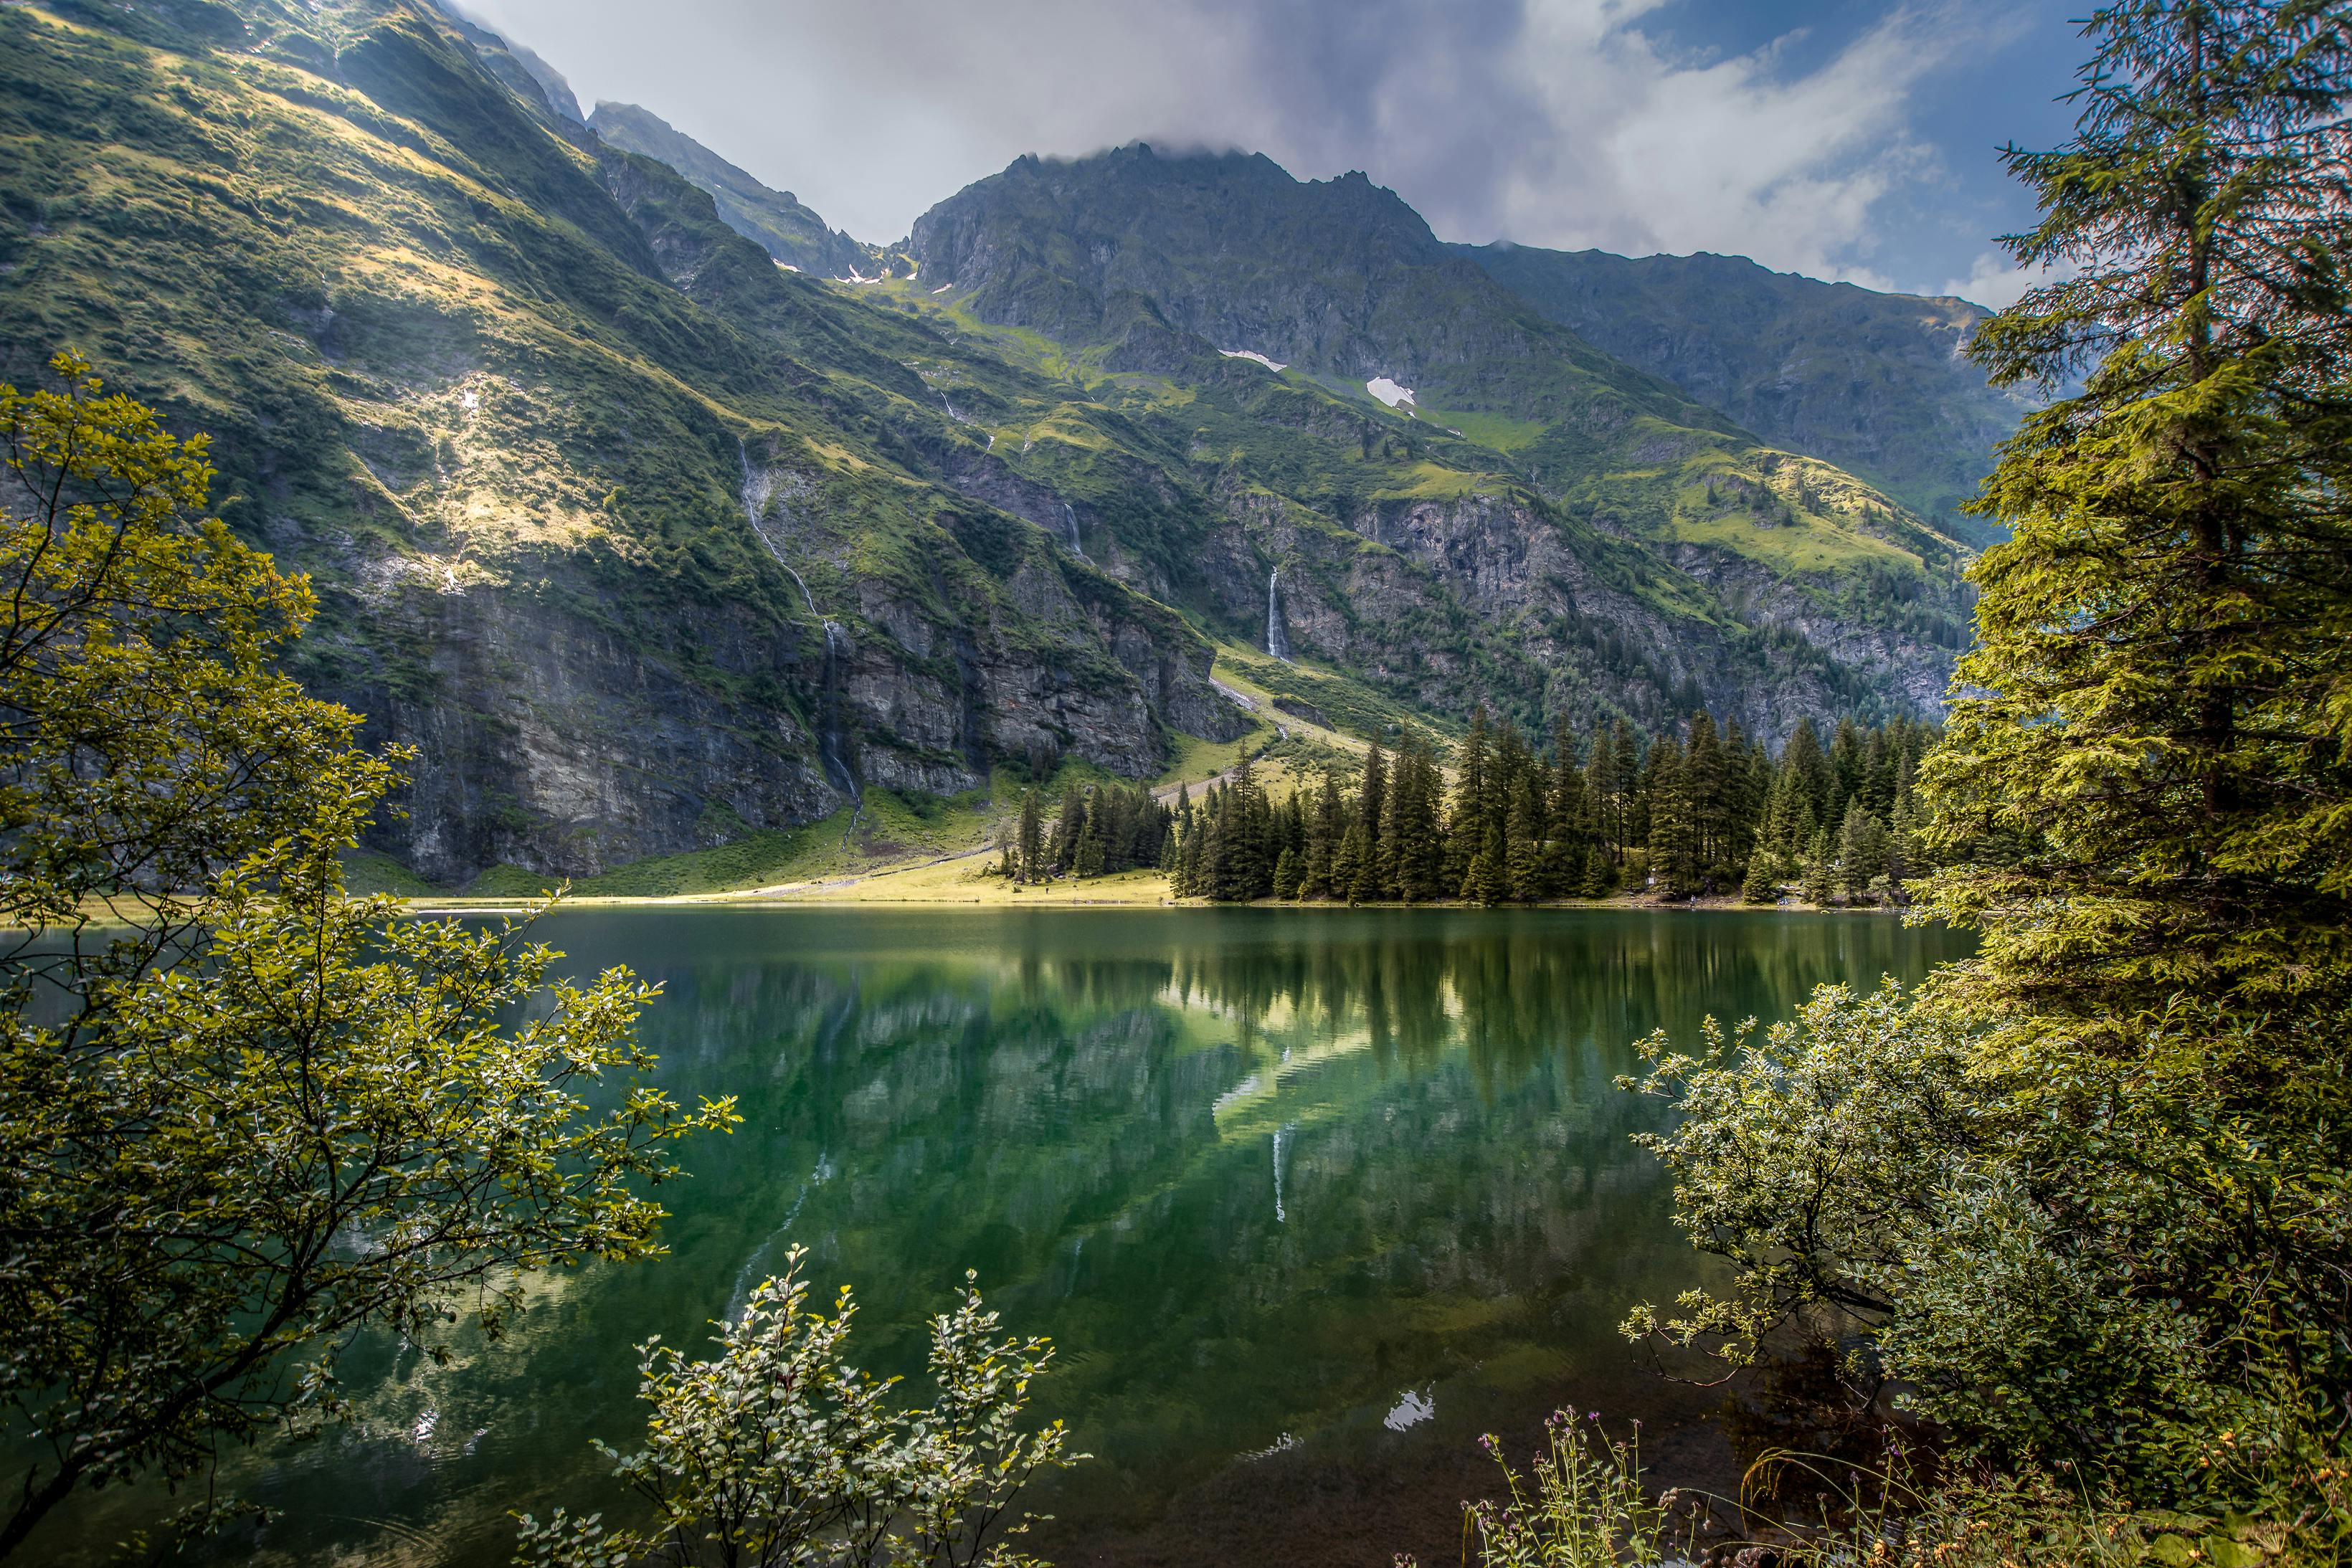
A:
[1922,0,2352,1022]
[1446,1420,2352,1568]
[1400,1415,1686,1568]
[0,362,733,1557]
[515,1248,1076,1568]
[0,353,385,967]
[1623,4,2352,1537]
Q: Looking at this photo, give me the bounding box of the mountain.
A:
[0,2,1973,890]
[902,146,1973,705]
[0,0,1251,885]
[1457,243,2030,541]
[587,101,890,280]
[429,0,584,125]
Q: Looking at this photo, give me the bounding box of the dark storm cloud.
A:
[455,0,2055,303]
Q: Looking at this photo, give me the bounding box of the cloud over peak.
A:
[455,0,2055,302]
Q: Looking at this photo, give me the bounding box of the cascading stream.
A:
[1061,501,1086,559]
[739,440,861,808]
[1266,566,1291,661]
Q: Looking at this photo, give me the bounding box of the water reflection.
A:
[44,907,1965,1568]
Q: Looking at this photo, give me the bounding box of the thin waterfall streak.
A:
[739,439,858,802]
[1266,567,1291,661]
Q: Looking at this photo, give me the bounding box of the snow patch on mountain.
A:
[1219,349,1288,374]
[1366,376,1416,409]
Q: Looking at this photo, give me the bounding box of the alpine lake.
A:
[50,906,1971,1567]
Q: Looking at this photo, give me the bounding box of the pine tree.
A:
[1826,719,1863,830]
[1578,843,1616,898]
[1686,711,1728,883]
[1304,769,1339,900]
[1783,717,1830,831]
[1371,743,1404,900]
[1272,846,1302,901]
[1740,847,1780,904]
[1445,709,1491,893]
[1016,789,1044,883]
[1586,717,1621,863]
[1800,827,1836,907]
[1394,734,1446,902]
[1073,795,1106,878]
[1358,742,1388,852]
[1506,776,1547,902]
[1339,822,1375,904]
[1837,802,1888,902]
[1887,774,1923,898]
[1046,781,1085,875]
[1547,721,1588,893]
[1921,0,2352,1019]
[1647,736,1698,900]
[1176,817,1205,898]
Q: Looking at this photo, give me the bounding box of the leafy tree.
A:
[0,358,732,1557]
[517,1248,1075,1568]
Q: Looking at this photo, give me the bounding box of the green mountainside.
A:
[899,146,1973,693]
[587,101,891,280]
[1457,242,2031,541]
[0,2,1978,890]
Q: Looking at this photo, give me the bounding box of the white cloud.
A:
[1937,250,2058,310]
[452,0,2037,295]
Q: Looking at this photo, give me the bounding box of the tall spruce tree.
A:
[1630,7,2352,1514]
[1394,734,1446,902]
[1924,0,2352,1020]
[1016,789,1044,883]
[1585,718,1618,863]
[1305,769,1340,900]
[1446,709,1492,893]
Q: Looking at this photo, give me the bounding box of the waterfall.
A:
[1061,501,1086,559]
[739,439,860,804]
[1271,1125,1288,1223]
[1266,567,1291,661]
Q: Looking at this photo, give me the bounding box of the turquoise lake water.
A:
[46,906,1968,1567]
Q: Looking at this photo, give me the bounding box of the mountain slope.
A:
[1458,242,2029,541]
[902,146,1973,708]
[587,100,888,280]
[0,0,1247,885]
[0,6,1977,890]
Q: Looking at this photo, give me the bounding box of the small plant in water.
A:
[514,1247,1077,1567]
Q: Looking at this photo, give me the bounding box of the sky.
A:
[452,0,2087,309]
